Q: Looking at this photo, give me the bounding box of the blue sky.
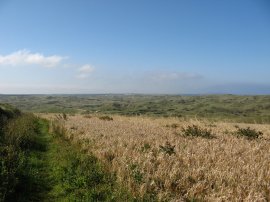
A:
[0,0,269,94]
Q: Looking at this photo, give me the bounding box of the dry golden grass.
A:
[42,114,270,201]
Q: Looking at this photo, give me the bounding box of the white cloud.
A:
[76,64,95,79]
[78,64,95,73]
[0,50,66,67]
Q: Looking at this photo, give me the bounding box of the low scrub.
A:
[235,126,263,140]
[181,125,214,138]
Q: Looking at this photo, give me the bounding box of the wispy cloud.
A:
[0,50,66,67]
[149,71,203,81]
[76,64,95,79]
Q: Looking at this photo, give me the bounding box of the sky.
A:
[0,0,269,94]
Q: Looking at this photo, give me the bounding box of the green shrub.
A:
[181,125,214,138]
[235,127,263,139]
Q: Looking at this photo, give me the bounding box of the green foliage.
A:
[129,164,144,184]
[159,141,176,156]
[49,122,133,201]
[0,106,41,201]
[56,152,112,200]
[182,125,214,138]
[235,127,263,140]
[4,114,40,150]
[0,146,24,201]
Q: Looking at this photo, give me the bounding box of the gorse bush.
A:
[235,127,263,140]
[181,125,214,138]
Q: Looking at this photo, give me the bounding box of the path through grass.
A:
[16,119,132,202]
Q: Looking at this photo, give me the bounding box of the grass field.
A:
[1,96,270,201]
[41,113,270,201]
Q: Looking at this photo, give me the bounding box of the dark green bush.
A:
[235,127,263,139]
[181,125,214,138]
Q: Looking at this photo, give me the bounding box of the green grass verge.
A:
[45,120,133,201]
[1,104,134,201]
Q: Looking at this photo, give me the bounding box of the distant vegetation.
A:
[0,94,270,123]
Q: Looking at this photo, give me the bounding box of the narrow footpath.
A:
[16,119,132,202]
